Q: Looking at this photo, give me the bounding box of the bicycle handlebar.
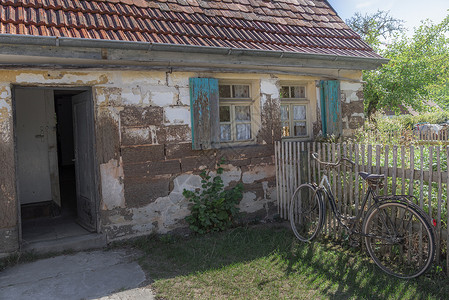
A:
[311,152,355,168]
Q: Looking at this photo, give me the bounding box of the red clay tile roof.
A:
[0,0,383,59]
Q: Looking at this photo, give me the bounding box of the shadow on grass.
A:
[128,223,448,299]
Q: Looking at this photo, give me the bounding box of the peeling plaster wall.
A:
[340,81,365,137]
[0,68,365,253]
[0,83,18,254]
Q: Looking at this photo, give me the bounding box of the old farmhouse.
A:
[0,0,386,255]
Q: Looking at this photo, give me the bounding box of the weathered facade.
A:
[0,0,386,255]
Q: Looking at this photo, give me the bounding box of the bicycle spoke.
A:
[290,184,324,242]
[363,201,435,279]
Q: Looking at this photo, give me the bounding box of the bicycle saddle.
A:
[358,172,384,181]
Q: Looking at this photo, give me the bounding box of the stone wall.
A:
[102,74,280,240]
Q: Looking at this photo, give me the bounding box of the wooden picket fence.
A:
[367,129,449,143]
[275,141,449,273]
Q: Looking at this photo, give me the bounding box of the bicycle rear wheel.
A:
[289,183,325,242]
[363,201,435,279]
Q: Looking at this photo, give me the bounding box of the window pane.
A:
[220,124,231,141]
[282,122,290,137]
[236,123,251,140]
[232,85,250,98]
[235,106,251,121]
[219,85,231,98]
[291,86,305,98]
[294,121,307,136]
[280,105,289,121]
[280,86,289,98]
[219,106,231,122]
[293,105,306,120]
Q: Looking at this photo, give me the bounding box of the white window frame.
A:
[219,83,255,144]
[280,84,310,139]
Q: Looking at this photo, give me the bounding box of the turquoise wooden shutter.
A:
[319,80,342,137]
[189,78,219,150]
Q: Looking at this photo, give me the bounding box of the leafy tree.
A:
[347,11,449,116]
[346,10,404,50]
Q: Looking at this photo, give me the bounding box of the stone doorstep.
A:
[21,233,107,255]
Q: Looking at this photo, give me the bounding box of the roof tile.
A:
[0,0,382,59]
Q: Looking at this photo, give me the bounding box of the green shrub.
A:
[183,163,243,234]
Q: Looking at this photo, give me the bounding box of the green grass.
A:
[130,224,449,300]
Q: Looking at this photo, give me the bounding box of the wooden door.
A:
[15,88,60,206]
[72,91,97,231]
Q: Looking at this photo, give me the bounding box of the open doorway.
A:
[14,87,98,246]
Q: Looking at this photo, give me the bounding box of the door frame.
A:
[12,85,101,244]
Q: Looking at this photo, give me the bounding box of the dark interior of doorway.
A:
[21,89,89,244]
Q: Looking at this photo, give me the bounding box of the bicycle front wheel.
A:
[363,201,436,279]
[289,183,324,242]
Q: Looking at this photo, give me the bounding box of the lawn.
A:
[129,223,449,300]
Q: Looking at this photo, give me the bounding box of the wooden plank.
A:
[292,142,296,193]
[328,143,334,235]
[348,144,352,216]
[428,146,433,219]
[189,77,219,150]
[375,145,381,196]
[367,144,372,208]
[447,146,449,275]
[392,146,398,195]
[287,141,292,217]
[337,144,342,220]
[376,145,381,174]
[401,145,406,194]
[342,143,348,216]
[275,142,280,215]
[361,144,366,202]
[307,142,312,184]
[354,144,360,216]
[436,146,442,264]
[419,146,425,210]
[280,141,286,218]
[384,145,389,195]
[409,146,415,200]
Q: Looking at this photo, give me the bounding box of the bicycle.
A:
[289,152,436,279]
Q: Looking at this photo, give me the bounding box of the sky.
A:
[327,0,449,33]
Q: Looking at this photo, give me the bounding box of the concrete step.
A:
[22,233,107,254]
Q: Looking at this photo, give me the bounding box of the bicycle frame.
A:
[318,173,379,235]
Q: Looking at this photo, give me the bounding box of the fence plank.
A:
[401,145,406,195]
[392,146,398,195]
[436,146,442,264]
[343,143,348,216]
[354,144,360,216]
[275,142,280,215]
[289,142,294,213]
[409,146,415,198]
[281,141,286,218]
[446,146,449,275]
[327,144,337,238]
[349,144,354,217]
[428,146,433,219]
[419,146,424,210]
[361,144,366,202]
[384,145,389,196]
[375,145,381,196]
